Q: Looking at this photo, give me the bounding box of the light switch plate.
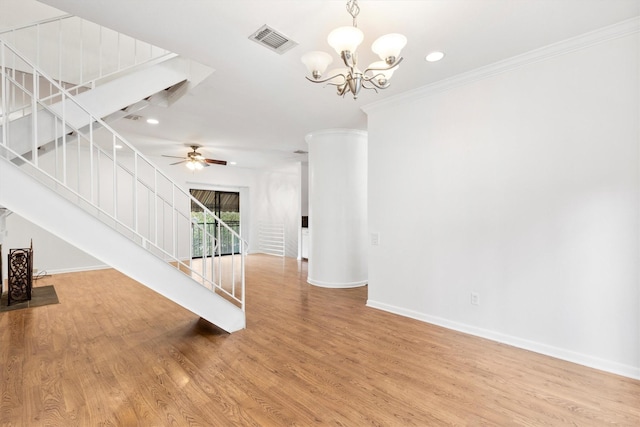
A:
[371,232,380,246]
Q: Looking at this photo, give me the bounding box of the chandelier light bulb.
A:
[186,160,196,170]
[372,33,407,64]
[367,61,399,85]
[327,26,364,56]
[301,51,334,79]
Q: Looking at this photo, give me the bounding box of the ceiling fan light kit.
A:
[186,159,204,170]
[301,0,406,99]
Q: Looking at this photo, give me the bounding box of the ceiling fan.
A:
[162,145,227,170]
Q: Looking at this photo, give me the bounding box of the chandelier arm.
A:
[362,73,390,89]
[362,72,386,83]
[338,83,349,97]
[341,51,358,68]
[361,81,380,93]
[305,74,347,85]
[362,56,404,75]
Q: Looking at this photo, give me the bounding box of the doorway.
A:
[190,189,241,257]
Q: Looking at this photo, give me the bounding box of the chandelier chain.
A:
[346,0,360,27]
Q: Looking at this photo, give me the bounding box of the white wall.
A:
[4,212,105,278]
[251,167,301,258]
[365,29,639,378]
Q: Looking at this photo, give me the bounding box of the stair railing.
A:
[258,222,286,257]
[0,40,246,310]
[0,14,174,121]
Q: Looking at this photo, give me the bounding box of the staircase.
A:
[0,15,247,332]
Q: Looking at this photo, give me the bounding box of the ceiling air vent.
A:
[249,24,298,54]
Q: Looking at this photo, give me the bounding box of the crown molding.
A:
[362,16,640,114]
[305,128,368,143]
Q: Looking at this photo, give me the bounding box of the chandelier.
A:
[301,0,406,99]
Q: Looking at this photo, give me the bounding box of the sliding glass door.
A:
[190,189,241,257]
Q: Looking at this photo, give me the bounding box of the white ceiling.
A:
[12,1,640,170]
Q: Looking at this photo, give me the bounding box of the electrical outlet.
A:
[33,268,38,274]
[470,292,480,306]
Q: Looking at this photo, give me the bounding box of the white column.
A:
[306,129,367,288]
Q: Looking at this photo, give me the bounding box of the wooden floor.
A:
[1,254,639,426]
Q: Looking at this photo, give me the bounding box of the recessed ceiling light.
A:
[229,161,237,165]
[146,118,159,124]
[425,51,445,62]
[114,144,123,149]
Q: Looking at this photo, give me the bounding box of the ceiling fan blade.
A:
[162,155,187,159]
[204,158,227,166]
[170,160,187,165]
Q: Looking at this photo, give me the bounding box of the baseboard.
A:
[41,264,111,275]
[308,277,367,288]
[366,299,640,380]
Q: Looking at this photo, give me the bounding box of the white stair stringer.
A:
[2,55,213,158]
[0,157,245,333]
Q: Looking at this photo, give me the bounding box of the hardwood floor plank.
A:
[1,254,639,425]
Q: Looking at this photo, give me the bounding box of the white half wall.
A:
[364,27,640,378]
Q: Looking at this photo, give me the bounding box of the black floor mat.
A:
[0,285,59,312]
